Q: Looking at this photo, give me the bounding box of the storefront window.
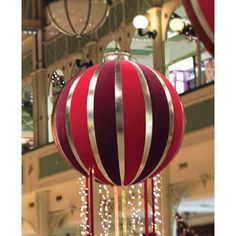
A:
[129,31,153,67]
[22,86,34,153]
[166,6,214,95]
[168,56,196,94]
[200,44,214,84]
[165,6,197,94]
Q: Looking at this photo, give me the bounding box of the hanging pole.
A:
[144,180,149,236]
[88,168,94,236]
[114,186,120,236]
[121,186,128,236]
[151,178,156,234]
[85,176,90,235]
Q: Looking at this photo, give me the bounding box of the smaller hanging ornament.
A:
[52,51,185,186]
[47,0,111,37]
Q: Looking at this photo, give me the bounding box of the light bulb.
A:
[133,15,148,29]
[169,17,185,32]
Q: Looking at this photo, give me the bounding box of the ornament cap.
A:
[103,51,131,62]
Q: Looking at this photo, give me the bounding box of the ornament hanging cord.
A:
[113,1,120,52]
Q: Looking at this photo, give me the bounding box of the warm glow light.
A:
[78,177,89,235]
[133,15,148,29]
[169,17,185,32]
[99,184,111,236]
[152,174,162,235]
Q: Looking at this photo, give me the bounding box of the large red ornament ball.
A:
[52,52,185,186]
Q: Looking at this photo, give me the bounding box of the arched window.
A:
[104,40,120,54]
[129,31,153,67]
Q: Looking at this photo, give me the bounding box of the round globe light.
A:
[133,15,149,29]
[169,17,185,32]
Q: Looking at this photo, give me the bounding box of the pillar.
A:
[148,7,172,236]
[36,69,49,146]
[161,168,171,236]
[35,190,50,236]
[148,7,165,73]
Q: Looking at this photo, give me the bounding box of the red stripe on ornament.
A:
[52,74,87,175]
[93,61,121,185]
[198,0,214,32]
[120,60,146,185]
[150,71,185,177]
[133,64,170,184]
[69,65,111,184]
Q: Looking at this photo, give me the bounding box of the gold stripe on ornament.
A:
[87,64,116,185]
[115,60,125,185]
[65,76,89,174]
[146,68,174,178]
[190,0,214,43]
[129,62,153,184]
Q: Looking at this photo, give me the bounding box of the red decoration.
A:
[182,0,214,56]
[52,52,185,186]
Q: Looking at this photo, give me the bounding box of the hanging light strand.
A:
[78,176,89,235]
[128,183,144,235]
[128,184,136,235]
[152,174,162,235]
[137,183,144,235]
[99,184,112,236]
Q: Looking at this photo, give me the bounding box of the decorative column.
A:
[196,38,203,86]
[35,190,50,236]
[148,7,171,236]
[160,168,171,236]
[148,7,165,73]
[35,69,48,146]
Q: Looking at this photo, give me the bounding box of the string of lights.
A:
[128,184,136,234]
[98,184,112,236]
[78,176,89,235]
[137,183,144,235]
[51,71,65,88]
[152,174,162,235]
[128,183,144,235]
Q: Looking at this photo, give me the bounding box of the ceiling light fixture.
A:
[133,15,157,39]
[169,13,197,41]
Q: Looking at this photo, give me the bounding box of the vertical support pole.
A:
[114,186,120,236]
[151,178,156,234]
[35,191,49,236]
[144,180,149,236]
[148,7,165,73]
[86,175,90,236]
[88,168,94,236]
[196,38,202,86]
[148,6,171,235]
[36,69,48,146]
[121,186,128,236]
[161,168,171,236]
